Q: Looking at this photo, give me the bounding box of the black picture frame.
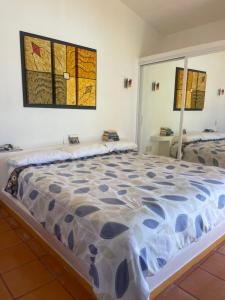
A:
[20,31,97,110]
[173,67,206,111]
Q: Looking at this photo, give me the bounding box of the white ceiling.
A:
[121,0,225,35]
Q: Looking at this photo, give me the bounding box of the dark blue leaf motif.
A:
[118,184,130,188]
[72,180,89,184]
[175,214,188,232]
[48,199,55,211]
[195,215,204,238]
[100,222,129,239]
[143,202,165,219]
[157,258,167,268]
[89,264,99,288]
[166,165,175,170]
[118,190,127,195]
[105,172,117,178]
[74,187,90,194]
[54,224,61,241]
[68,230,74,250]
[166,175,174,179]
[213,158,219,167]
[99,184,109,192]
[147,172,156,178]
[198,156,205,164]
[49,184,62,194]
[203,179,224,185]
[75,206,100,217]
[139,248,148,272]
[115,259,129,298]
[89,244,98,255]
[106,163,118,167]
[154,181,175,186]
[128,175,139,179]
[139,185,157,191]
[142,197,157,201]
[100,198,125,205]
[218,195,225,209]
[29,190,39,200]
[122,169,135,173]
[191,183,210,196]
[143,219,159,229]
[65,214,74,223]
[196,194,206,202]
[162,195,188,201]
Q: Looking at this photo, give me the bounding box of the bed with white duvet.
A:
[2,141,225,300]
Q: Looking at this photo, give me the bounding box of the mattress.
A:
[3,143,225,300]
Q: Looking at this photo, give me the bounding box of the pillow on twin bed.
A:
[171,131,225,145]
[7,141,137,168]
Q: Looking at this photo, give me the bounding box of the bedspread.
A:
[5,151,225,300]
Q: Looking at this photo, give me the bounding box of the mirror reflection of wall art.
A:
[174,67,207,111]
[20,31,97,109]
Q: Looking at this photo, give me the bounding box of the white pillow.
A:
[104,141,137,152]
[61,142,108,159]
[8,149,73,168]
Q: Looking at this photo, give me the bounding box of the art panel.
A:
[20,32,97,109]
[174,67,207,111]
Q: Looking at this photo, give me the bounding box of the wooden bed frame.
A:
[1,197,225,300]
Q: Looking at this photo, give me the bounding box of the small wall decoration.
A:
[124,78,132,88]
[174,67,207,111]
[20,31,97,109]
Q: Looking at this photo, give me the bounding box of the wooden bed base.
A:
[1,199,225,300]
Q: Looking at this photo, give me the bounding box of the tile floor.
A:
[1,204,225,300]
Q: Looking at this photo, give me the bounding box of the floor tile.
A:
[0,278,12,300]
[40,254,65,277]
[0,219,11,233]
[5,216,20,229]
[18,280,74,300]
[155,284,197,300]
[201,252,225,281]
[15,227,32,242]
[2,260,54,298]
[0,230,21,250]
[217,243,225,256]
[0,243,36,273]
[26,238,47,257]
[179,268,225,300]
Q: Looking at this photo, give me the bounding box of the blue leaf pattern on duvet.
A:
[89,264,100,288]
[68,230,74,250]
[162,195,188,201]
[115,259,129,298]
[175,214,188,232]
[191,183,210,196]
[218,195,225,209]
[100,222,129,239]
[143,219,159,229]
[143,202,165,219]
[75,206,100,217]
[195,215,204,238]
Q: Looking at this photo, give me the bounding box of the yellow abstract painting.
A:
[21,31,97,108]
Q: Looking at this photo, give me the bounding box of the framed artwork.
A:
[20,31,97,109]
[173,67,207,111]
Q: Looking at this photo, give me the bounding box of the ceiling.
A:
[121,0,225,35]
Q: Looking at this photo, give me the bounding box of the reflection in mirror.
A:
[139,58,184,157]
[173,51,225,168]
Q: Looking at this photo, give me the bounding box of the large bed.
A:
[1,141,225,300]
[170,131,225,168]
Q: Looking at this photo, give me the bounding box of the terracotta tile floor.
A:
[1,204,225,300]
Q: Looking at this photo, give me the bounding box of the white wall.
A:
[0,0,161,148]
[140,52,225,153]
[156,18,225,54]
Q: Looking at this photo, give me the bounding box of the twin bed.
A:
[1,141,225,300]
[170,131,225,168]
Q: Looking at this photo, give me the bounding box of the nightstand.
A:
[150,135,174,157]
